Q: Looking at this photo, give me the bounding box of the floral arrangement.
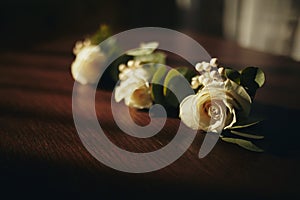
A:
[71,26,265,152]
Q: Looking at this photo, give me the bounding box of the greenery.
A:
[225,66,265,99]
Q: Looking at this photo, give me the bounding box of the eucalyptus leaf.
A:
[163,69,194,108]
[255,68,265,87]
[225,68,241,84]
[126,42,159,56]
[221,137,264,152]
[140,42,159,50]
[163,69,181,96]
[126,48,154,56]
[151,65,168,105]
[230,130,264,139]
[240,67,265,98]
[175,67,197,82]
[163,69,182,107]
[134,52,166,64]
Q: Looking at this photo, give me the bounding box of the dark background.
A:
[0,0,224,50]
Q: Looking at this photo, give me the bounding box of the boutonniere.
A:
[71,28,266,152]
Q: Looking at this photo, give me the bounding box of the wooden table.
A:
[1,33,300,199]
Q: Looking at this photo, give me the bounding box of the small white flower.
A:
[191,79,200,89]
[118,64,126,71]
[202,62,211,71]
[71,44,106,85]
[198,75,205,83]
[210,58,218,67]
[202,77,210,86]
[193,58,224,87]
[195,63,203,71]
[180,79,251,133]
[210,70,218,80]
[218,67,225,75]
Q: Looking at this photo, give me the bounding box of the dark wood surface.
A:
[1,33,300,199]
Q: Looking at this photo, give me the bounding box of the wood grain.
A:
[0,33,300,199]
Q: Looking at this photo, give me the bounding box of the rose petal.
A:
[179,95,200,130]
[207,101,226,133]
[114,79,144,102]
[223,100,237,129]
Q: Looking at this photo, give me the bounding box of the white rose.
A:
[114,67,153,109]
[179,79,251,133]
[71,45,106,85]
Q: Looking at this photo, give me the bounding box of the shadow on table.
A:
[250,102,300,156]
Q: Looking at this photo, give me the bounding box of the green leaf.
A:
[134,52,166,64]
[225,68,241,84]
[126,42,159,56]
[89,24,112,45]
[140,42,159,49]
[229,120,262,129]
[175,67,197,82]
[240,67,265,98]
[163,69,182,107]
[126,48,155,56]
[251,67,265,87]
[230,130,264,139]
[151,65,168,105]
[163,68,194,108]
[221,137,264,152]
[163,69,180,96]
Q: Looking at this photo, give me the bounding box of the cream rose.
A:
[114,67,153,109]
[71,44,106,85]
[179,79,252,133]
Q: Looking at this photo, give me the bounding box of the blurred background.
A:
[1,0,300,60]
